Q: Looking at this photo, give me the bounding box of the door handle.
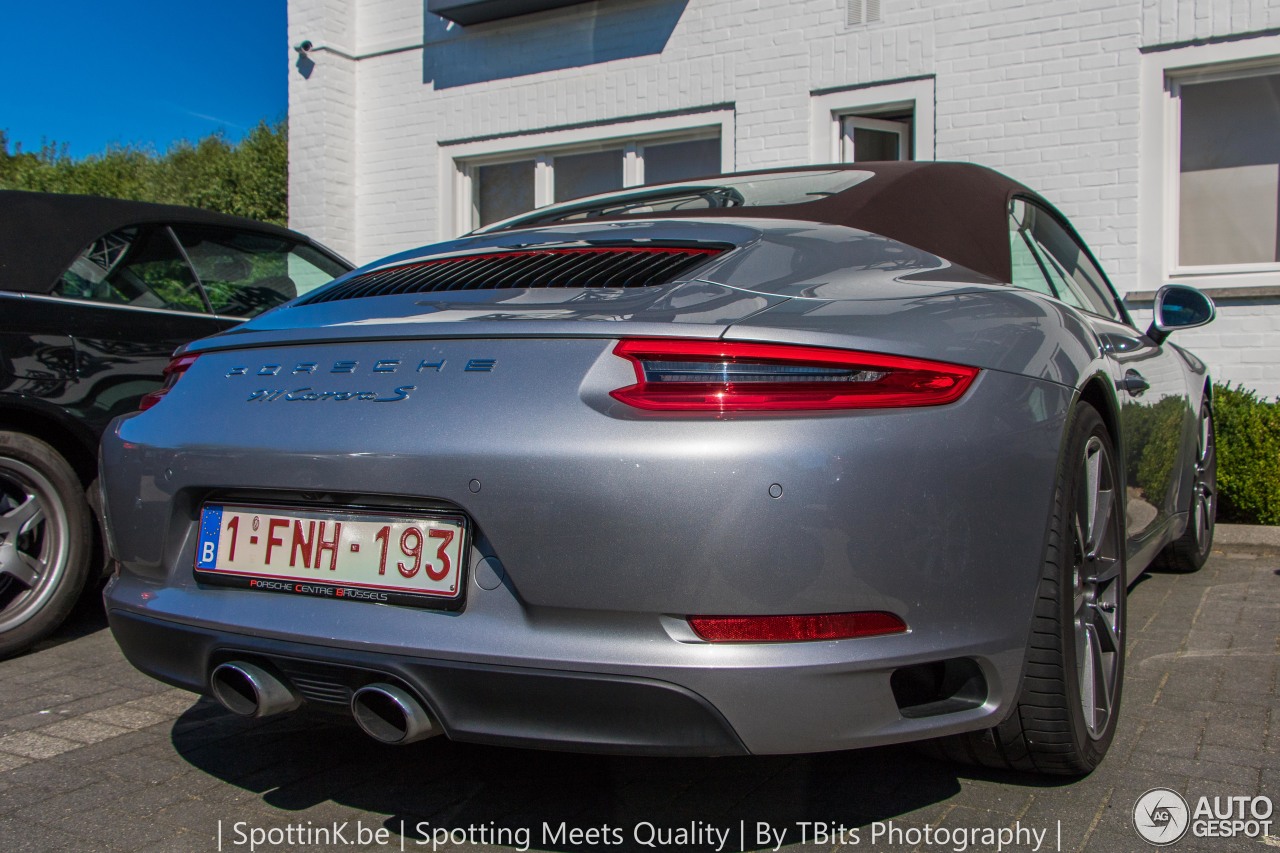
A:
[1118,370,1149,396]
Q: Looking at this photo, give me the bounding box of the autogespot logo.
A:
[1134,788,1190,845]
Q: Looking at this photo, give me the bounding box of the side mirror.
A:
[1147,284,1215,344]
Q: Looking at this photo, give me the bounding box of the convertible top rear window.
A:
[480,170,876,231]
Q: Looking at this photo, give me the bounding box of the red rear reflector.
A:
[610,339,978,411]
[138,353,199,411]
[688,612,908,642]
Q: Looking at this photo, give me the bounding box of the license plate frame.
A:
[194,502,469,610]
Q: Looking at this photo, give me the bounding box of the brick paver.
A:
[0,543,1276,852]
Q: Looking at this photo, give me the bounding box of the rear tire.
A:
[1153,401,1215,573]
[929,403,1125,775]
[0,432,92,658]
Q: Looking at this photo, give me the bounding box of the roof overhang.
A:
[428,0,598,26]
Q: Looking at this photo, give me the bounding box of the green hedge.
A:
[1214,382,1280,526]
[0,120,287,225]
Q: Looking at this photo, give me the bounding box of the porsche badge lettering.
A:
[224,357,495,377]
[225,356,496,404]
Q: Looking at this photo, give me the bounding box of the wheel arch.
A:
[1075,372,1123,477]
[1072,372,1131,558]
[0,400,100,488]
[1182,374,1215,523]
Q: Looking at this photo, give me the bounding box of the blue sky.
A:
[1,2,286,159]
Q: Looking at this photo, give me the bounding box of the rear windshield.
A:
[478,170,876,232]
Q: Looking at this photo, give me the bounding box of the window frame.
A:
[1166,64,1280,277]
[1140,36,1280,295]
[171,224,350,319]
[445,112,733,237]
[840,115,910,162]
[809,77,935,164]
[56,225,215,316]
[54,224,349,321]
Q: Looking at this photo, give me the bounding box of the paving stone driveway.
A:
[0,542,1276,853]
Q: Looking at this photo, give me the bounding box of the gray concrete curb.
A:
[1215,522,1280,547]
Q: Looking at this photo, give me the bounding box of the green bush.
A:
[0,119,287,225]
[1213,382,1280,526]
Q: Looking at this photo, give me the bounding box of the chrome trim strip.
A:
[9,291,247,322]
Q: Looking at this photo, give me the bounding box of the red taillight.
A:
[688,612,907,642]
[138,353,199,411]
[609,339,978,412]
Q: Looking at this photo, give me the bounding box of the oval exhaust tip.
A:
[210,661,301,718]
[351,683,438,745]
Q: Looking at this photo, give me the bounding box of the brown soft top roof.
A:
[502,161,1046,284]
[778,161,1038,285]
[0,190,322,294]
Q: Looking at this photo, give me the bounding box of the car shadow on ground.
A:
[170,702,1071,852]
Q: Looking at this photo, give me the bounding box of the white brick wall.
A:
[287,0,359,260]
[287,0,1280,397]
[1142,0,1280,47]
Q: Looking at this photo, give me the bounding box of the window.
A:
[57,227,208,313]
[1175,70,1280,269]
[1009,219,1056,299]
[172,226,347,318]
[810,78,935,164]
[1009,200,1122,319]
[55,225,346,318]
[460,130,722,230]
[840,114,912,162]
[643,138,722,184]
[1141,40,1280,295]
[481,169,876,232]
[476,160,535,227]
[553,149,625,203]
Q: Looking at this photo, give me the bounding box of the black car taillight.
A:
[138,353,199,411]
[609,339,979,412]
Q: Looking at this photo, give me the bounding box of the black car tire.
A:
[0,431,92,658]
[1153,401,1216,574]
[930,403,1126,775]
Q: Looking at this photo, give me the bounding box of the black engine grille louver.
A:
[301,246,726,304]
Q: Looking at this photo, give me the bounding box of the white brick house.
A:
[287,0,1280,397]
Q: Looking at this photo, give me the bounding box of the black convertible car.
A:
[0,191,350,655]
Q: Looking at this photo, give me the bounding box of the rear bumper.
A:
[108,608,747,756]
[107,569,1022,755]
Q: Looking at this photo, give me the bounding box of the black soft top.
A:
[492,162,1046,284]
[0,190,317,294]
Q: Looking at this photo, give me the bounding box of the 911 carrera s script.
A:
[245,385,414,403]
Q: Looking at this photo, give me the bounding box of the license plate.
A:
[194,503,467,608]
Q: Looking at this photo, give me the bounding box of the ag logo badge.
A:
[1134,787,1190,845]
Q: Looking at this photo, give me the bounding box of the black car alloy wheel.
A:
[0,432,91,657]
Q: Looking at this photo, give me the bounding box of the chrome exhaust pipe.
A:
[351,683,438,745]
[210,661,302,718]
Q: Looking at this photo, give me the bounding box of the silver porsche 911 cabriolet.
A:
[100,163,1216,776]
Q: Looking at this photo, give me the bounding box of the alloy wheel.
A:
[0,457,70,634]
[1193,407,1216,551]
[1072,435,1123,740]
